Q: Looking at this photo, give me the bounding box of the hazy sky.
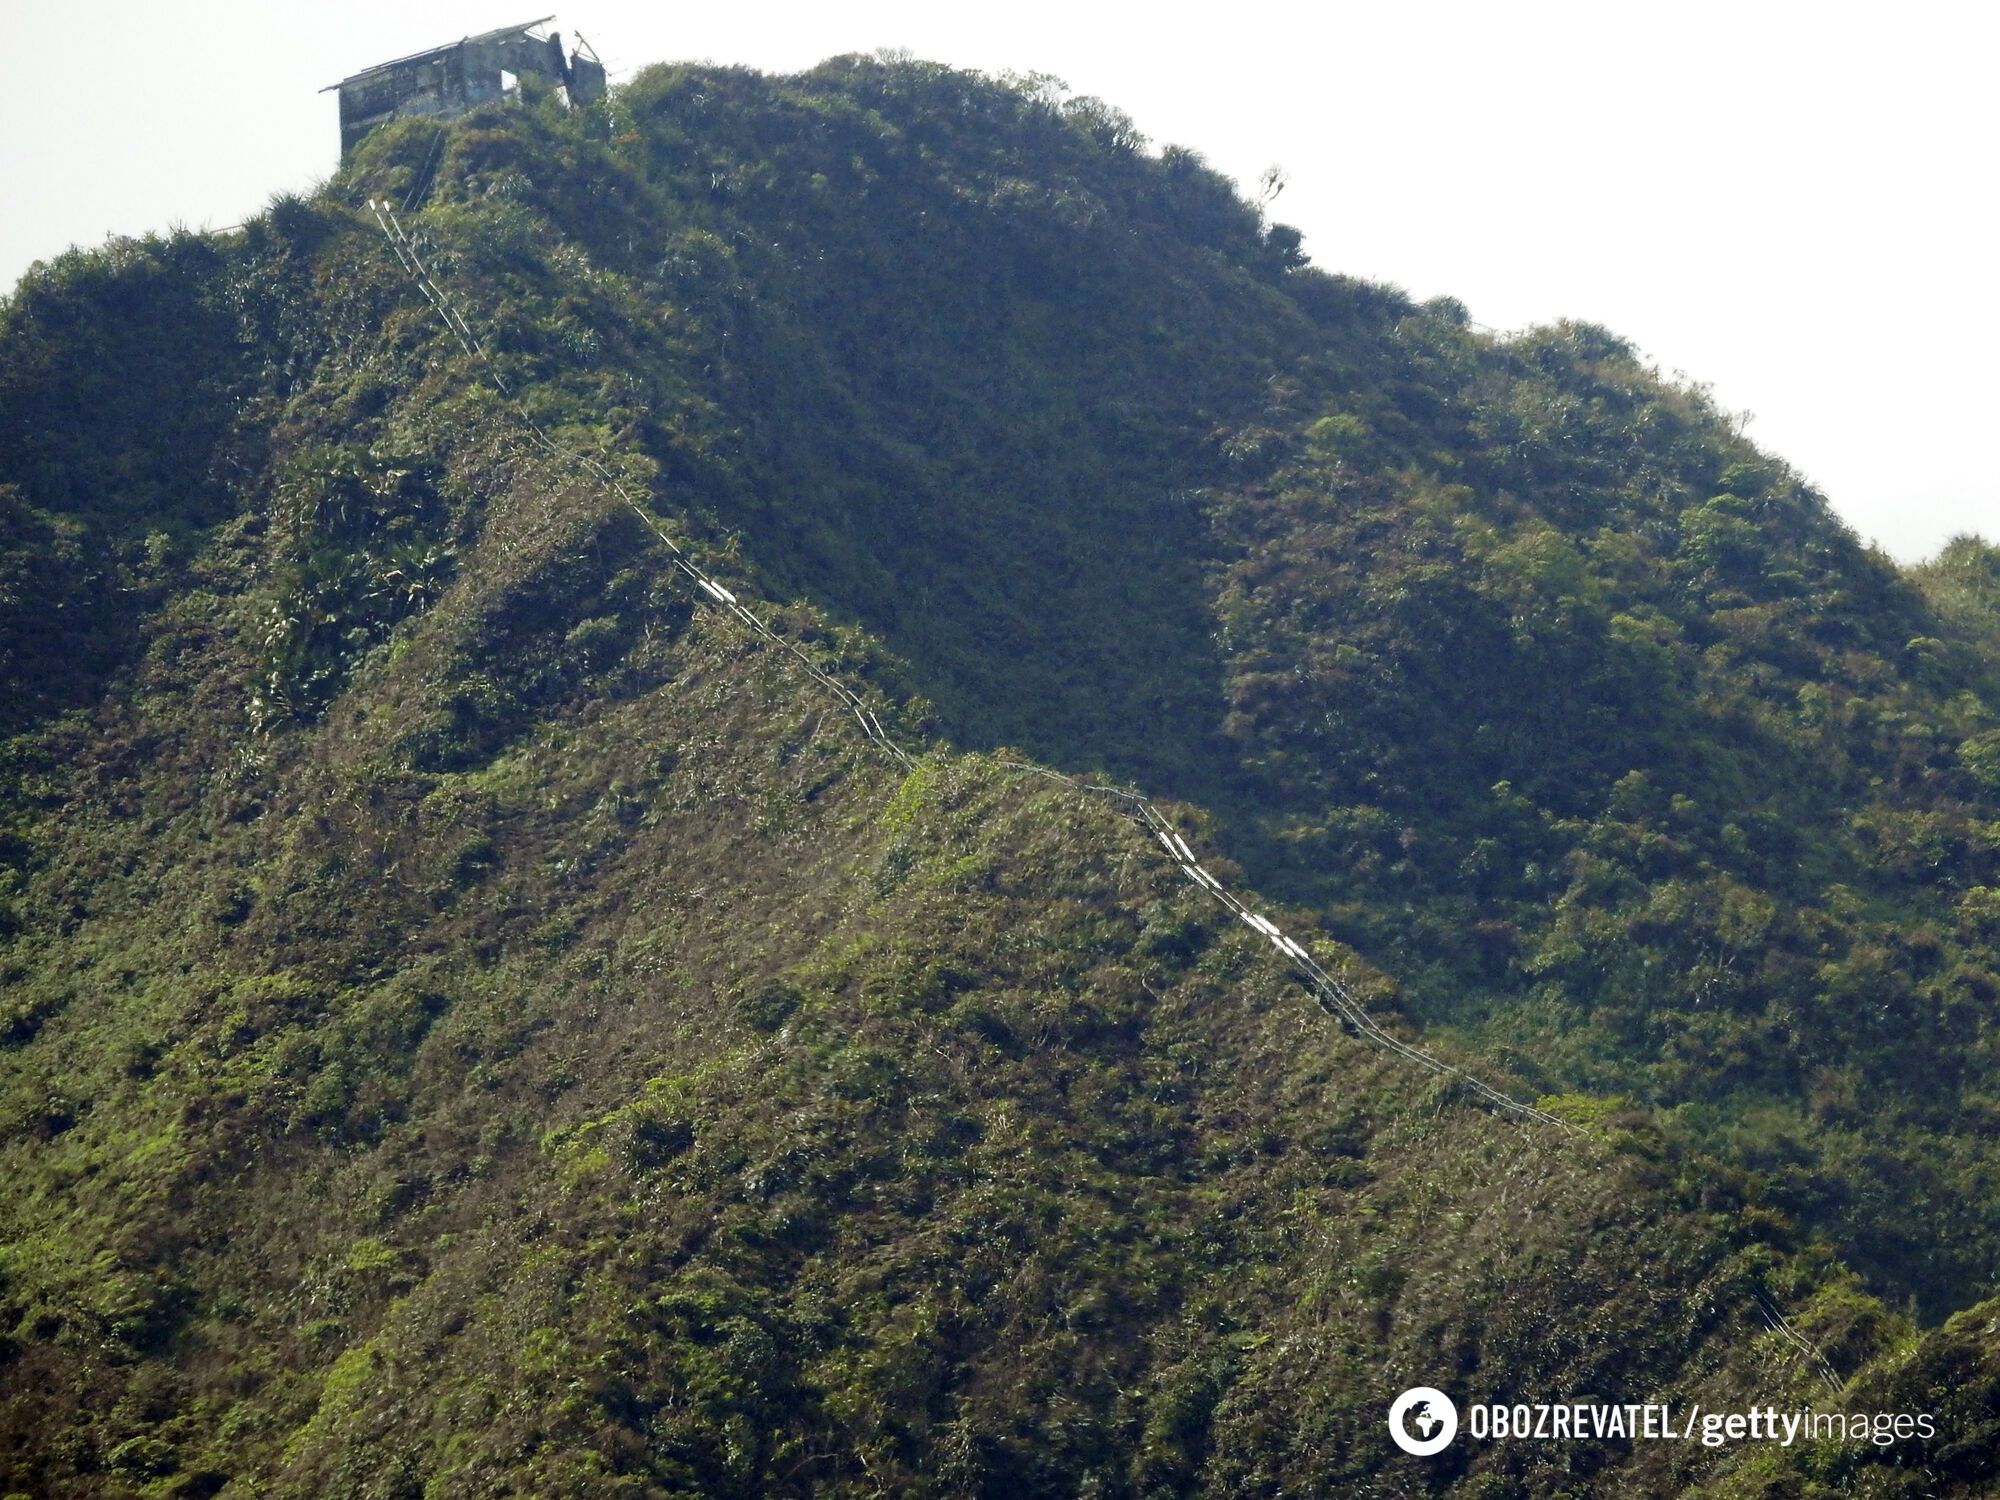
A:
[3,2,1992,560]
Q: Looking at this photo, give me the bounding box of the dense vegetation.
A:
[2,53,1997,1496]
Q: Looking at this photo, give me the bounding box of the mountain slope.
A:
[1,52,1997,1497]
[370,55,2000,1316]
[0,396,1832,1495]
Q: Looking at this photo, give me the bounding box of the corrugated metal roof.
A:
[324,17,556,92]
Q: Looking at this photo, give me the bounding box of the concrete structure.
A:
[327,18,607,157]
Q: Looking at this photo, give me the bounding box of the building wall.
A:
[337,30,583,157]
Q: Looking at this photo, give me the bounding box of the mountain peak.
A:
[2,56,1997,1496]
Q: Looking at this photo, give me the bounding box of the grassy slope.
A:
[556,58,2000,1319]
[0,393,1833,1494]
[0,54,1996,1497]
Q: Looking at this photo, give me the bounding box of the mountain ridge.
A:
[2,51,1998,1497]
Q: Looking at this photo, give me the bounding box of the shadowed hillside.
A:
[2,53,1998,1497]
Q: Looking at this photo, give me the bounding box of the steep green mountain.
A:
[2,53,1998,1497]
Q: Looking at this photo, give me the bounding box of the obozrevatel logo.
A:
[1389,1387,1459,1456]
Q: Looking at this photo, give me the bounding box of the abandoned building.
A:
[327,17,607,157]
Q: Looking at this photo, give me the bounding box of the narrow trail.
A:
[362,191,1851,1395]
[368,194,1561,1130]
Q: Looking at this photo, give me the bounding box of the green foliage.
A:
[0,49,1995,1499]
[255,444,453,723]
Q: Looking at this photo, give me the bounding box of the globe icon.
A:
[1389,1387,1458,1455]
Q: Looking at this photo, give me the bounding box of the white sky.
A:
[2,1,1993,561]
